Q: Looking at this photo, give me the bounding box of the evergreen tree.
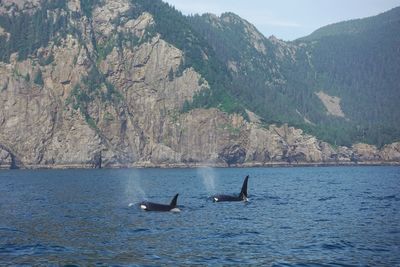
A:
[34,70,44,86]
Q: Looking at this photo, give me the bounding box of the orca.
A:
[212,175,249,202]
[139,193,180,212]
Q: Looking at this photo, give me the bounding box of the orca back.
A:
[212,175,249,202]
[213,194,241,202]
[141,202,171,211]
[140,193,179,211]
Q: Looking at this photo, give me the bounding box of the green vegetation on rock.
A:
[0,0,68,62]
[33,69,44,86]
[187,7,400,147]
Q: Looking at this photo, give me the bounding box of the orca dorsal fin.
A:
[239,175,249,199]
[169,193,179,207]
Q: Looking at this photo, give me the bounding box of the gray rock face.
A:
[219,144,246,166]
[0,0,399,169]
[352,143,381,162]
[380,142,400,162]
[0,148,12,169]
[0,144,23,169]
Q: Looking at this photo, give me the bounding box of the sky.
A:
[163,0,400,40]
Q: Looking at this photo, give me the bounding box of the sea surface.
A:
[0,166,399,266]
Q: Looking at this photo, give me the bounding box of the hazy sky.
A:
[163,0,400,40]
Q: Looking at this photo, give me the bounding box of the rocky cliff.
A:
[0,0,399,169]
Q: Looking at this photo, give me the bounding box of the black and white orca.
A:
[139,193,180,212]
[212,175,249,202]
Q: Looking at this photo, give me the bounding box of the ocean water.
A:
[0,166,399,266]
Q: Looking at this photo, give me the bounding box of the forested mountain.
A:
[296,7,400,146]
[299,7,400,41]
[187,7,400,147]
[0,0,399,169]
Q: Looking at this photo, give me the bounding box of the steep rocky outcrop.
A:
[0,0,208,168]
[0,0,399,169]
[0,149,12,168]
[380,142,400,162]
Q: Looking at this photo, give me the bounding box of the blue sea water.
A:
[0,166,399,266]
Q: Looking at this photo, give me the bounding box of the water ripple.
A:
[0,166,399,265]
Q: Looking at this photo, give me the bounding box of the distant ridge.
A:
[299,6,400,41]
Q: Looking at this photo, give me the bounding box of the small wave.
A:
[130,228,150,233]
[230,217,250,221]
[266,196,281,200]
[196,195,209,200]
[218,232,242,238]
[277,202,290,205]
[272,261,360,267]
[237,241,255,246]
[246,230,261,235]
[367,195,398,201]
[322,244,345,250]
[292,244,317,250]
[0,243,70,256]
[321,240,354,250]
[358,246,390,252]
[271,262,320,267]
[314,218,330,222]
[33,197,47,201]
[0,227,24,234]
[248,195,280,201]
[148,254,161,260]
[318,196,337,202]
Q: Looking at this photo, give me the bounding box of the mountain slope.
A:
[297,7,400,146]
[187,13,324,128]
[187,7,400,147]
[299,7,400,40]
[0,0,399,169]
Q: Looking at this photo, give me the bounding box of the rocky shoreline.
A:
[1,114,399,170]
[1,159,399,170]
